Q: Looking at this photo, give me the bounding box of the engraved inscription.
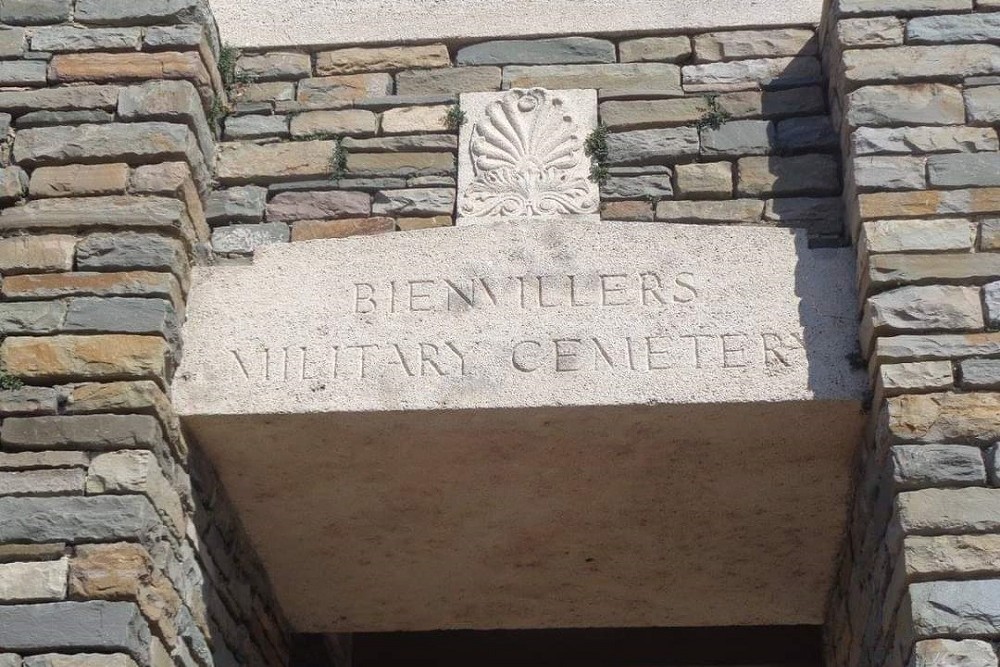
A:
[460,88,598,218]
[351,271,699,314]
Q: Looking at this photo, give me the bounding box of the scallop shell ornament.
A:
[460,88,598,218]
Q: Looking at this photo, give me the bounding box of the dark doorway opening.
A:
[291,625,823,667]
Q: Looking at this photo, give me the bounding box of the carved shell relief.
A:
[460,88,598,218]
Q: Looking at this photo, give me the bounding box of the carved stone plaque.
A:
[457,88,600,225]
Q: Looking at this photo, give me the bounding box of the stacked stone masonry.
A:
[0,1,292,666]
[212,25,842,253]
[820,2,1000,667]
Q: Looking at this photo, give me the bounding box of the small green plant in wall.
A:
[696,95,732,131]
[584,122,610,185]
[329,137,349,180]
[445,105,466,131]
[0,368,23,391]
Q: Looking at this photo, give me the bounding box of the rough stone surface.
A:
[29,164,129,199]
[0,61,47,86]
[63,298,176,340]
[675,162,733,199]
[852,156,927,192]
[910,579,1000,636]
[682,57,822,89]
[380,105,448,135]
[0,559,68,602]
[212,223,291,255]
[316,44,450,75]
[599,98,708,131]
[843,45,1000,86]
[966,86,1000,124]
[694,29,816,62]
[0,335,169,385]
[865,285,983,343]
[77,233,186,275]
[396,67,502,95]
[0,166,27,205]
[503,63,681,94]
[23,655,139,667]
[987,281,1000,329]
[982,220,1000,252]
[619,37,692,63]
[224,114,289,140]
[908,13,1000,44]
[656,199,764,223]
[960,359,1000,390]
[0,235,75,275]
[863,219,975,254]
[456,37,615,66]
[0,452,88,471]
[372,189,455,216]
[1,415,163,452]
[891,445,987,490]
[879,361,954,395]
[0,495,161,543]
[48,51,210,92]
[702,120,774,156]
[0,387,59,417]
[763,197,839,237]
[600,175,674,202]
[0,86,118,113]
[774,116,837,152]
[290,217,395,241]
[205,186,268,225]
[737,155,840,197]
[837,17,905,48]
[606,127,701,165]
[859,188,1000,220]
[0,302,65,335]
[0,0,72,24]
[0,601,150,656]
[850,84,964,129]
[884,392,1000,445]
[297,74,394,103]
[86,451,184,536]
[929,153,1000,188]
[346,152,455,177]
[912,640,998,667]
[342,134,457,153]
[216,140,339,184]
[396,216,452,230]
[30,26,142,52]
[267,191,371,222]
[906,535,1000,580]
[0,469,85,496]
[853,126,1000,156]
[16,110,113,128]
[236,52,311,81]
[289,109,378,137]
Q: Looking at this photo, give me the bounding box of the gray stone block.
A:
[212,223,290,256]
[224,114,290,140]
[0,61,47,86]
[737,154,840,197]
[0,602,150,662]
[16,110,115,128]
[966,86,1000,125]
[143,25,205,49]
[0,27,26,57]
[0,301,66,335]
[600,175,674,201]
[866,285,983,342]
[1,415,164,452]
[837,17,905,48]
[0,0,71,24]
[911,579,1000,636]
[928,154,1000,188]
[0,387,59,417]
[775,116,837,152]
[456,37,615,66]
[843,45,1000,86]
[64,297,176,339]
[30,27,142,52]
[372,188,456,216]
[891,445,986,490]
[898,488,1000,534]
[852,126,999,155]
[0,495,162,543]
[847,84,965,127]
[503,63,681,95]
[236,52,312,82]
[341,134,458,153]
[23,656,140,667]
[908,13,1000,44]
[205,186,268,225]
[701,120,774,156]
[839,0,972,13]
[0,468,86,496]
[960,359,1000,390]
[116,81,214,169]
[0,165,27,205]
[75,0,210,26]
[13,122,196,169]
[694,28,817,62]
[397,67,502,95]
[76,232,187,274]
[619,36,692,64]
[764,198,841,235]
[987,281,1000,329]
[0,655,18,667]
[682,57,822,89]
[852,156,926,191]
[0,86,120,113]
[606,127,700,165]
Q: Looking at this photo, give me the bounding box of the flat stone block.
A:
[456,37,615,66]
[675,162,733,200]
[0,558,68,602]
[372,189,455,217]
[223,114,289,140]
[29,164,129,199]
[737,155,840,197]
[599,98,709,131]
[458,89,599,224]
[205,186,268,225]
[852,126,999,155]
[0,495,161,544]
[862,219,975,254]
[852,156,927,192]
[619,37,692,64]
[891,445,986,490]
[913,640,998,667]
[879,361,954,396]
[0,0,71,24]
[317,44,450,75]
[0,601,150,659]
[606,127,701,166]
[291,217,395,241]
[682,57,822,90]
[24,655,139,667]
[656,199,764,224]
[0,335,169,385]
[267,191,371,223]
[908,13,1000,44]
[396,67,501,95]
[837,17,905,48]
[212,223,290,256]
[0,235,75,276]
[842,45,1000,86]
[297,74,394,103]
[966,86,1000,125]
[694,29,816,62]
[380,106,448,135]
[174,220,863,632]
[883,392,1000,445]
[290,109,377,137]
[0,469,85,497]
[701,120,774,156]
[1,415,163,452]
[911,579,1000,636]
[236,52,311,82]
[960,358,1000,390]
[30,27,141,52]
[846,83,965,127]
[929,153,1000,188]
[503,63,681,95]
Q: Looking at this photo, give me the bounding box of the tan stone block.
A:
[0,543,65,563]
[297,73,393,104]
[655,198,764,223]
[48,51,211,92]
[87,450,185,537]
[599,98,709,130]
[381,105,449,134]
[396,216,453,231]
[0,335,168,384]
[675,162,733,199]
[694,29,816,62]
[879,361,954,397]
[68,543,181,646]
[2,272,183,311]
[22,655,138,667]
[29,164,129,199]
[216,140,339,184]
[0,235,75,275]
[860,189,1000,220]
[600,200,654,221]
[291,217,394,241]
[289,109,378,138]
[905,534,1000,579]
[0,451,89,470]
[619,36,692,63]
[345,152,455,177]
[883,392,1000,444]
[316,44,451,75]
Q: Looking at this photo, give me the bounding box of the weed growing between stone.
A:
[0,369,23,390]
[696,95,732,131]
[584,122,610,185]
[445,105,467,131]
[330,137,349,180]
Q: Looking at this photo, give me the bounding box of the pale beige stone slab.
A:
[174,220,864,632]
[457,88,599,225]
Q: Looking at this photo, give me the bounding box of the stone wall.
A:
[209,24,841,257]
[0,2,291,666]
[821,2,1000,667]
